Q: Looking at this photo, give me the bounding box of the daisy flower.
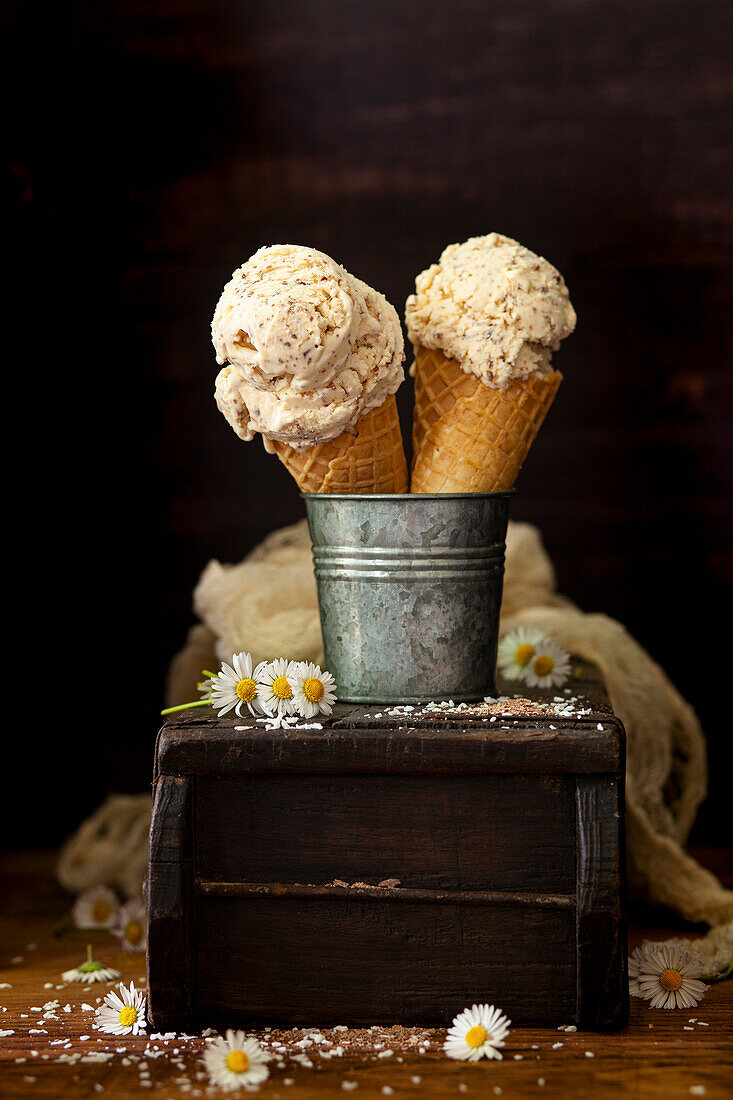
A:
[206,652,266,718]
[160,652,266,719]
[113,900,147,953]
[257,658,299,717]
[291,662,337,718]
[72,885,119,930]
[627,939,676,996]
[444,1003,511,1061]
[497,627,546,681]
[635,942,708,1009]
[523,639,572,689]
[95,981,147,1035]
[61,944,120,984]
[628,944,643,996]
[203,1029,270,1091]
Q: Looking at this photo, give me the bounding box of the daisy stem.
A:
[160,700,213,715]
[53,912,73,937]
[86,944,94,964]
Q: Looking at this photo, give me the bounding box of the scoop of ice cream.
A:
[212,245,404,448]
[405,233,576,388]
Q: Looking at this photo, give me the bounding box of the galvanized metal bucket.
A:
[302,492,513,704]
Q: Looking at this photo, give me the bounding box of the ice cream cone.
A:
[410,345,562,493]
[267,394,408,494]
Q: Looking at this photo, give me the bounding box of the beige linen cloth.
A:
[58,519,732,976]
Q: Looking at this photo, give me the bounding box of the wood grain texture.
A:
[575,776,628,1029]
[146,776,194,1029]
[157,704,624,777]
[195,896,577,1026]
[1,850,732,1099]
[195,773,576,891]
[148,679,627,1030]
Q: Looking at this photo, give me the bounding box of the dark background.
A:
[6,0,732,847]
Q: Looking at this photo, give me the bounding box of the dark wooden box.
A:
[147,671,628,1030]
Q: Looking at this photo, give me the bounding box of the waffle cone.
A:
[267,393,408,494]
[410,345,562,493]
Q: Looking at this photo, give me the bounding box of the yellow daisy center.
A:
[118,1006,137,1028]
[226,1050,250,1073]
[465,1025,488,1048]
[660,968,682,992]
[533,654,554,676]
[514,643,535,667]
[125,920,143,945]
[91,901,111,923]
[272,675,293,700]
[236,678,257,703]
[303,677,325,703]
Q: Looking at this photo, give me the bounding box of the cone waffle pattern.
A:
[411,345,562,493]
[268,394,408,494]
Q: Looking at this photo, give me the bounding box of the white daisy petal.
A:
[61,946,120,985]
[94,982,147,1035]
[497,627,547,681]
[202,1029,269,1090]
[523,639,572,689]
[257,658,299,717]
[112,900,147,953]
[291,662,338,719]
[443,1002,511,1062]
[72,886,120,931]
[634,941,708,1011]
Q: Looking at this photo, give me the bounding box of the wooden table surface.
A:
[1,849,731,1099]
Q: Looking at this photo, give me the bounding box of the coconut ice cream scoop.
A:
[211,244,408,493]
[212,244,405,449]
[406,232,576,390]
[407,233,575,493]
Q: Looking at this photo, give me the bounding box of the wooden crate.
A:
[147,672,628,1030]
